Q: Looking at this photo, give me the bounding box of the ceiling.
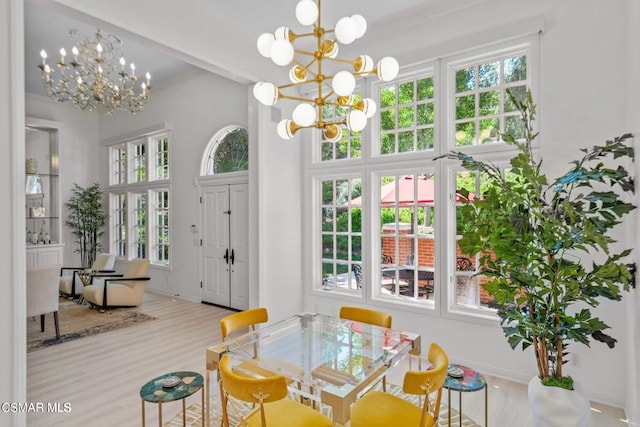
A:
[24,0,491,99]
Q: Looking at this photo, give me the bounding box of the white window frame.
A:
[307,34,538,321]
[107,130,171,268]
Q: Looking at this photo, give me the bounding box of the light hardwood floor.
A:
[27,292,627,426]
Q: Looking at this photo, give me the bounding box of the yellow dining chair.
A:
[339,306,392,328]
[350,342,449,427]
[218,354,332,427]
[339,306,392,391]
[221,307,269,356]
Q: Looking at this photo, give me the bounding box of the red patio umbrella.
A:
[351,175,473,206]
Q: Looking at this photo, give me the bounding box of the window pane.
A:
[455,122,475,146]
[504,55,527,83]
[417,77,434,100]
[455,66,476,93]
[380,110,396,131]
[479,61,500,88]
[417,128,434,150]
[398,82,414,105]
[455,95,476,120]
[398,131,414,152]
[380,133,395,155]
[479,91,500,116]
[379,85,396,108]
[417,103,434,126]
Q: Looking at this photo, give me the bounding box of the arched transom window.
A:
[202,126,248,175]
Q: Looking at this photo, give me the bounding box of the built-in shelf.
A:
[25,119,61,248]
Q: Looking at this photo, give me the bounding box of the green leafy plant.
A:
[64,183,108,268]
[439,90,636,389]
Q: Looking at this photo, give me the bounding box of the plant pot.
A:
[528,376,591,427]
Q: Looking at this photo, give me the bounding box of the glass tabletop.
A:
[209,312,420,423]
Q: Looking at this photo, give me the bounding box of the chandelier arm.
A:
[296,58,318,73]
[294,49,318,58]
[278,80,316,90]
[323,57,356,66]
[278,94,318,103]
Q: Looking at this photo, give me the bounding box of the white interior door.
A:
[201,182,248,309]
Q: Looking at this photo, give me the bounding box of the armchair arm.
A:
[89,273,124,285]
[101,277,151,310]
[60,266,84,275]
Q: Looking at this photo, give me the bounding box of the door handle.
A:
[230,249,235,265]
[224,248,229,264]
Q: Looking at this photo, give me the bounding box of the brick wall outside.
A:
[381,224,492,303]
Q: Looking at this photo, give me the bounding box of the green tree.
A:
[64,183,108,268]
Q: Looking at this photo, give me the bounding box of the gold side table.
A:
[443,364,488,427]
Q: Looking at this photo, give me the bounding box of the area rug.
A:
[27,297,156,352]
[165,385,480,427]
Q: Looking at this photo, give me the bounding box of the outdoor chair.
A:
[59,252,116,298]
[218,354,332,427]
[28,265,62,339]
[350,342,449,427]
[82,258,150,312]
[455,256,474,296]
[351,263,363,289]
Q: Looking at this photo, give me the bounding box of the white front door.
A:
[201,183,248,309]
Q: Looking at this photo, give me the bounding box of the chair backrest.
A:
[339,306,392,328]
[92,253,116,271]
[123,258,150,278]
[27,265,61,318]
[219,354,288,427]
[220,307,269,341]
[402,342,449,424]
[456,256,473,271]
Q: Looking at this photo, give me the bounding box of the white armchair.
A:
[27,265,62,339]
[82,258,150,312]
[59,253,116,298]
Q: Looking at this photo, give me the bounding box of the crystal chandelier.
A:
[253,0,399,140]
[38,29,151,114]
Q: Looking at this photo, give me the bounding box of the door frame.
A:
[197,171,248,304]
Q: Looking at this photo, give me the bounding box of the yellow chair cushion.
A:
[350,391,436,427]
[244,398,332,427]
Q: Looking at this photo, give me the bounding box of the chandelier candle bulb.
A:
[257,33,275,58]
[253,0,398,139]
[332,71,356,96]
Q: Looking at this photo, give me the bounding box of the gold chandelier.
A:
[253,0,399,140]
[38,29,151,114]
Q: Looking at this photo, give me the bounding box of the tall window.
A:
[107,131,171,266]
[113,193,127,257]
[320,177,362,291]
[153,189,170,264]
[310,35,536,319]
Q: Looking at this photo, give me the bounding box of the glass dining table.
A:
[205,312,420,426]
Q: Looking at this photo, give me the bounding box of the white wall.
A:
[2,0,26,425]
[301,0,637,411]
[97,68,248,302]
[625,1,640,423]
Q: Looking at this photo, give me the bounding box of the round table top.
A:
[140,371,203,403]
[443,364,486,392]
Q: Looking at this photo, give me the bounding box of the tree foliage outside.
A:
[439,90,636,389]
[64,182,108,268]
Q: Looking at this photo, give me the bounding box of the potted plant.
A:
[64,182,108,268]
[439,90,636,426]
